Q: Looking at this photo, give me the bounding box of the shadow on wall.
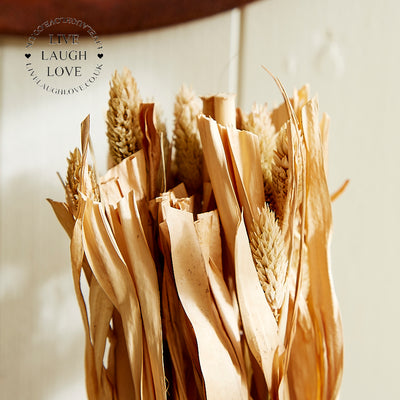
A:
[0,173,86,400]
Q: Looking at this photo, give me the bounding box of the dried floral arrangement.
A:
[49,67,345,399]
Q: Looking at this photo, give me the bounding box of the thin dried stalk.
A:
[65,148,99,214]
[155,105,171,190]
[106,68,142,165]
[173,85,203,193]
[250,204,288,320]
[293,84,310,124]
[155,103,167,138]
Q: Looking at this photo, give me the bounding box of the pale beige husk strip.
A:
[81,199,144,399]
[197,115,240,259]
[214,93,236,127]
[234,217,279,394]
[238,103,276,200]
[195,210,248,393]
[197,114,281,396]
[249,204,288,320]
[163,203,246,400]
[116,191,167,399]
[172,85,203,193]
[301,98,343,398]
[106,68,143,165]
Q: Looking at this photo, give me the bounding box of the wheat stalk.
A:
[65,148,99,214]
[270,122,290,224]
[172,85,203,193]
[106,68,143,165]
[65,148,81,213]
[249,204,288,320]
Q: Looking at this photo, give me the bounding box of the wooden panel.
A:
[0,0,257,35]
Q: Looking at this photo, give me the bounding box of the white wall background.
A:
[1,0,399,398]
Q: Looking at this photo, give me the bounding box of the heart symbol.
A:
[25,53,31,58]
[97,53,103,59]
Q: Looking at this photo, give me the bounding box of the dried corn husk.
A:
[49,69,344,400]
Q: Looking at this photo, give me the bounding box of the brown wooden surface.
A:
[0,0,259,35]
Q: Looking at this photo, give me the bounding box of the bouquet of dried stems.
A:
[49,67,345,400]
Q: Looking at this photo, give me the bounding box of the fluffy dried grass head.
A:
[65,148,99,214]
[106,68,143,165]
[270,122,290,224]
[65,148,81,212]
[249,204,288,320]
[172,85,203,194]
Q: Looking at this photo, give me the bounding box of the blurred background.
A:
[0,0,399,398]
